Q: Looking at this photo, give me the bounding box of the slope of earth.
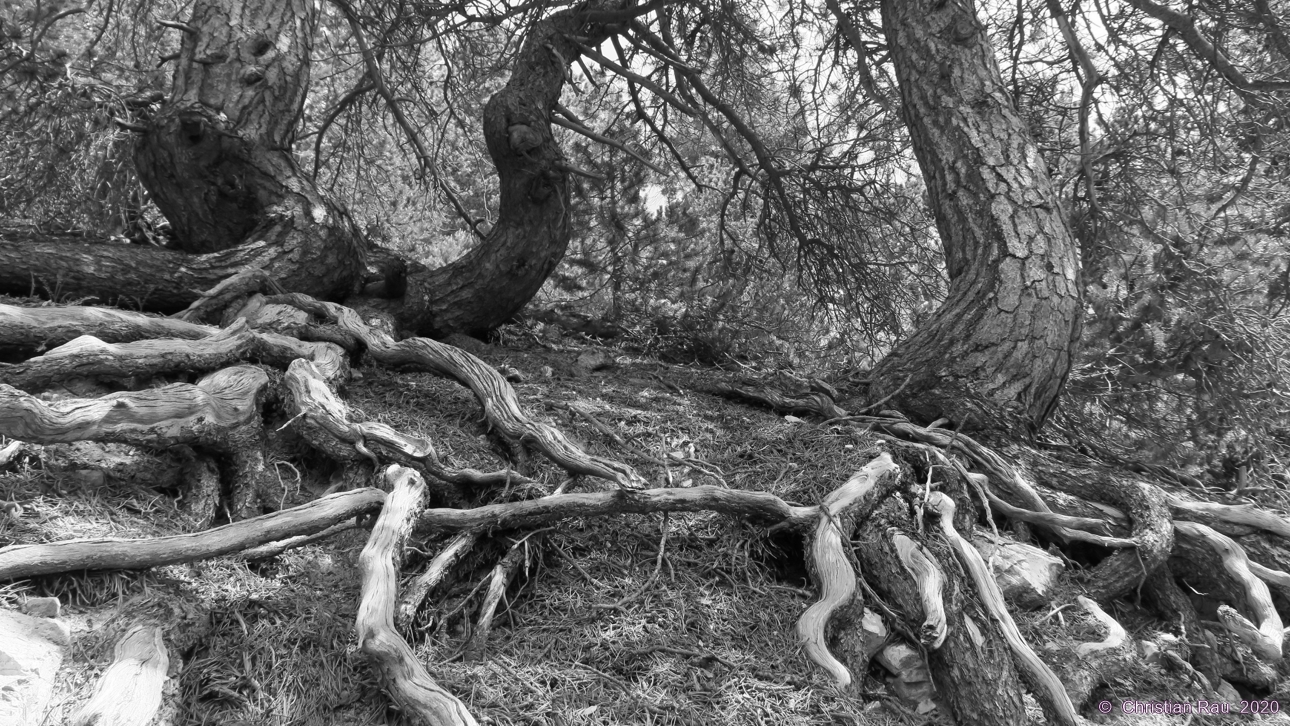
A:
[0,304,1272,725]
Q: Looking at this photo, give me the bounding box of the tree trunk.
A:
[0,0,366,310]
[394,1,632,337]
[867,0,1083,432]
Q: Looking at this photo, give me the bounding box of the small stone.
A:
[20,598,60,618]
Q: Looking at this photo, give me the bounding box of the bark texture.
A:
[868,0,1083,432]
[0,0,366,311]
[396,1,632,336]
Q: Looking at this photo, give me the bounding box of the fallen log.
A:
[0,488,384,580]
[357,466,478,725]
[69,624,168,726]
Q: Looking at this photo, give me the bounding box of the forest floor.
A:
[0,309,1267,725]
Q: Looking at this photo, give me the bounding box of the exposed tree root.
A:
[0,488,383,580]
[1174,521,1284,662]
[284,358,537,491]
[0,302,210,349]
[852,497,1028,724]
[357,466,478,726]
[1051,596,1135,707]
[462,480,572,660]
[795,453,901,687]
[927,491,1079,726]
[69,624,168,726]
[0,317,346,390]
[266,293,645,488]
[0,365,273,517]
[398,530,482,633]
[890,530,947,649]
[414,485,817,536]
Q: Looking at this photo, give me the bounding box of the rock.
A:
[974,531,1064,608]
[859,608,888,660]
[443,332,490,357]
[19,599,60,618]
[877,641,938,714]
[0,610,71,725]
[574,349,613,373]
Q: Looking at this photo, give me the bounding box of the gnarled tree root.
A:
[358,466,478,726]
[266,293,645,487]
[1050,596,1135,707]
[1174,521,1284,662]
[927,491,1079,726]
[891,530,947,649]
[284,358,537,490]
[397,531,482,633]
[0,302,210,349]
[0,316,346,390]
[0,488,383,581]
[69,624,169,726]
[0,364,273,518]
[795,453,901,687]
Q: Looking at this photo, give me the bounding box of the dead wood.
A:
[1050,596,1135,707]
[926,491,1079,726]
[0,488,383,580]
[397,530,482,632]
[795,453,901,687]
[1174,521,1283,662]
[266,293,645,487]
[284,358,536,489]
[890,530,947,649]
[0,303,210,350]
[1,315,346,390]
[414,485,817,536]
[69,624,168,726]
[0,365,273,518]
[357,465,478,726]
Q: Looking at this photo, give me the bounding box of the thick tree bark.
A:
[868,0,1083,432]
[0,0,366,310]
[395,1,632,336]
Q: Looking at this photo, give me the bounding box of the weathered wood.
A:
[796,453,901,687]
[1174,521,1283,662]
[0,303,211,350]
[415,485,817,536]
[69,624,168,726]
[357,466,478,725]
[890,530,947,649]
[926,491,1078,726]
[284,358,534,488]
[1,317,346,390]
[0,488,383,581]
[0,365,272,518]
[269,294,645,487]
[1075,596,1128,657]
[397,530,482,632]
[1169,494,1290,540]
